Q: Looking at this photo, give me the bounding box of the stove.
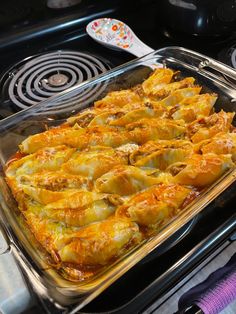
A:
[0,50,110,116]
[0,1,236,314]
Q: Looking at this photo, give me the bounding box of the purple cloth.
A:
[178,252,236,314]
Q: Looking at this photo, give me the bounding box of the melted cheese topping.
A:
[5,68,236,281]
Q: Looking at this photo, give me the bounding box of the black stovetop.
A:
[0,1,236,313]
[1,0,236,120]
[1,0,236,73]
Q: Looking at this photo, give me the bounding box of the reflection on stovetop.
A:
[0,0,43,31]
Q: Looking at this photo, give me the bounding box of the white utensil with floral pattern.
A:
[86,18,154,58]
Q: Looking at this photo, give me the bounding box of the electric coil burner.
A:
[0,50,110,114]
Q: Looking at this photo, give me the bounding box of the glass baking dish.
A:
[0,47,236,313]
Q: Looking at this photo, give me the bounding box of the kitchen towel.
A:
[178,252,236,314]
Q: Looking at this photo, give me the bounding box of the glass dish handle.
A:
[0,222,10,255]
[198,59,236,82]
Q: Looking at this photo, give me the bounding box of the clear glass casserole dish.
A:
[0,47,236,313]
